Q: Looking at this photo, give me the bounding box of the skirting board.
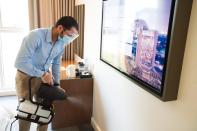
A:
[91,117,102,131]
[0,90,16,96]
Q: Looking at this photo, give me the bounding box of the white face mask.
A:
[58,34,79,44]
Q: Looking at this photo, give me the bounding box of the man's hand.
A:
[41,71,53,85]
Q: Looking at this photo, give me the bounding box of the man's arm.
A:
[51,49,64,84]
[14,31,44,77]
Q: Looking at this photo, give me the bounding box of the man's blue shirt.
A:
[15,28,72,83]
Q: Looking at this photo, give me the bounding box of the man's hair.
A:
[55,16,78,31]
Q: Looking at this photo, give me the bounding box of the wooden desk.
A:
[51,61,93,129]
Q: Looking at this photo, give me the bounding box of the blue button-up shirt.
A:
[15,28,72,83]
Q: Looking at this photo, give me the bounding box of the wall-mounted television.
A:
[100,0,193,101]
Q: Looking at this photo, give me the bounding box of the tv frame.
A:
[100,0,193,101]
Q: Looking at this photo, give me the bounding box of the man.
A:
[14,16,79,131]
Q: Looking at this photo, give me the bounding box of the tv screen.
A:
[100,0,176,94]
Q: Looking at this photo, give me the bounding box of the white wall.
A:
[84,1,197,131]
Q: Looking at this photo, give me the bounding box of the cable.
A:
[10,118,18,131]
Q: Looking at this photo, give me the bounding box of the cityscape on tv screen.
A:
[101,0,173,91]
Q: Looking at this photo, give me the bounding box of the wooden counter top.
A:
[52,60,93,129]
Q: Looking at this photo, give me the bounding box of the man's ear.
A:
[57,25,64,33]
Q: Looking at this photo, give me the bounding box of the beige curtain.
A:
[73,5,85,60]
[28,0,85,60]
